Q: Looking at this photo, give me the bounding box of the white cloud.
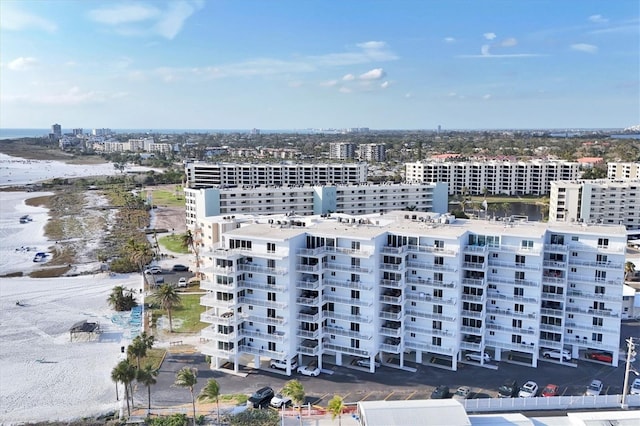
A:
[380,81,390,89]
[444,37,456,43]
[342,74,355,81]
[501,38,517,47]
[405,92,412,98]
[339,87,352,94]
[0,5,57,32]
[4,86,123,106]
[589,14,608,24]
[359,68,385,80]
[571,43,598,54]
[288,81,303,88]
[320,80,338,87]
[448,92,457,97]
[483,32,496,40]
[356,41,387,50]
[483,94,492,100]
[480,45,491,56]
[8,57,38,71]
[87,0,203,39]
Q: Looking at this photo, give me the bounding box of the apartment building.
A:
[185,161,367,188]
[198,212,625,375]
[405,160,581,196]
[184,183,449,227]
[608,163,640,180]
[359,144,386,162]
[549,179,640,233]
[329,142,357,160]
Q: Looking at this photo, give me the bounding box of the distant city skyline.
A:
[1,0,638,130]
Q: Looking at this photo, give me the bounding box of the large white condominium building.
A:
[359,144,386,162]
[549,179,640,233]
[329,142,357,160]
[185,161,368,188]
[198,212,625,375]
[608,163,640,180]
[405,160,580,196]
[185,183,449,228]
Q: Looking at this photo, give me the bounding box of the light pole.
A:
[621,337,637,409]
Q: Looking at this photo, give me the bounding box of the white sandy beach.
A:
[0,156,156,423]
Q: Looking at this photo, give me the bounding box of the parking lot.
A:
[139,321,640,409]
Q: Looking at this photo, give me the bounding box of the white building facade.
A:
[359,144,386,162]
[184,183,449,228]
[329,143,357,160]
[405,160,581,196]
[198,212,626,375]
[549,179,640,233]
[608,163,640,180]
[185,161,368,188]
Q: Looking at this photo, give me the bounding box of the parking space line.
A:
[361,391,375,401]
[384,391,395,401]
[341,392,352,401]
[405,391,416,400]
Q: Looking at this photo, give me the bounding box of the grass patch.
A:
[151,293,206,333]
[30,266,71,278]
[131,347,167,371]
[220,394,248,405]
[142,187,185,208]
[159,233,189,254]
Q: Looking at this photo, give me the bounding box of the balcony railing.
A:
[565,306,619,318]
[238,263,287,275]
[238,344,284,359]
[379,278,403,289]
[238,279,287,292]
[486,339,536,353]
[407,244,457,256]
[325,278,373,291]
[323,343,370,357]
[296,328,320,339]
[380,326,402,337]
[323,294,373,307]
[200,295,236,309]
[380,343,401,353]
[406,260,457,272]
[244,314,286,326]
[201,325,237,341]
[296,279,320,290]
[404,340,452,354]
[406,277,457,288]
[323,326,371,340]
[567,290,620,302]
[322,262,371,274]
[405,309,455,322]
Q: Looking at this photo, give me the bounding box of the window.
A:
[351,290,360,299]
[521,240,533,249]
[595,286,605,294]
[351,339,360,349]
[432,337,442,346]
[513,287,524,297]
[597,238,609,247]
[514,303,524,313]
[591,333,603,342]
[267,276,276,285]
[515,255,526,264]
[592,317,603,327]
[433,305,443,314]
[511,335,522,343]
[515,271,525,280]
[267,292,276,301]
[351,241,360,250]
[432,321,442,330]
[267,242,276,253]
[512,319,522,328]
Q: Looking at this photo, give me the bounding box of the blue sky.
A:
[1,0,638,130]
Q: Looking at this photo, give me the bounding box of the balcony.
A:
[488,260,540,271]
[323,294,373,307]
[237,296,287,309]
[544,244,569,252]
[323,310,372,324]
[323,326,371,340]
[379,278,403,289]
[238,344,284,359]
[380,325,402,337]
[297,247,326,256]
[240,329,286,343]
[486,308,536,319]
[463,245,488,253]
[238,262,287,275]
[296,328,320,339]
[567,290,620,302]
[297,311,320,322]
[381,245,408,255]
[244,314,286,326]
[296,295,320,305]
[407,244,457,256]
[460,341,482,351]
[380,342,402,353]
[298,340,320,356]
[406,260,457,272]
[211,265,236,275]
[380,263,404,272]
[323,343,370,357]
[238,279,287,292]
[406,276,457,288]
[296,278,320,290]
[200,310,235,326]
[543,260,567,269]
[487,291,537,304]
[201,325,236,340]
[462,261,485,270]
[461,293,485,303]
[200,343,235,358]
[486,324,536,335]
[404,340,453,354]
[491,245,541,255]
[380,309,402,321]
[541,292,565,301]
[565,322,619,335]
[200,295,236,309]
[486,339,536,353]
[297,263,321,273]
[200,280,235,292]
[380,293,403,304]
[565,306,619,318]
[322,262,371,274]
[325,277,373,291]
[461,309,484,319]
[406,309,455,322]
[325,245,372,258]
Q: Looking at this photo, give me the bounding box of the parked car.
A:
[270,358,298,370]
[585,379,603,396]
[518,381,538,398]
[586,351,613,363]
[541,384,560,397]
[542,349,571,361]
[630,378,640,395]
[144,266,162,274]
[465,352,491,362]
[177,277,187,287]
[452,386,471,401]
[172,264,189,272]
[431,385,450,399]
[248,386,274,408]
[356,358,381,368]
[498,379,519,398]
[270,393,292,408]
[297,365,320,376]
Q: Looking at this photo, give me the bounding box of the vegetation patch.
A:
[142,186,185,208]
[150,293,206,334]
[159,234,190,254]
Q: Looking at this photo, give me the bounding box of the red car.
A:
[541,384,559,397]
[587,351,613,363]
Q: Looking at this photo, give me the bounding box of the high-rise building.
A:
[608,163,640,180]
[51,124,62,140]
[329,142,357,160]
[198,212,626,375]
[359,144,386,162]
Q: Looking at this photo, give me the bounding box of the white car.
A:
[630,378,640,395]
[542,349,571,361]
[270,393,292,408]
[270,358,298,370]
[518,381,538,398]
[177,277,187,287]
[452,386,471,401]
[585,379,603,396]
[297,365,320,376]
[144,266,162,274]
[356,358,381,368]
[465,352,491,362]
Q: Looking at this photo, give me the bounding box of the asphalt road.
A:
[135,320,640,409]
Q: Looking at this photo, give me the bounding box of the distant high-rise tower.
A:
[437,125,441,134]
[50,123,62,140]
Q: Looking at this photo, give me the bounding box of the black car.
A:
[498,379,519,398]
[248,386,274,408]
[431,385,450,399]
[172,264,189,272]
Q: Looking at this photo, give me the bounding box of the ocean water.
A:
[0,129,50,140]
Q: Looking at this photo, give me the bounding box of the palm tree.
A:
[136,364,158,416]
[327,395,345,426]
[127,336,147,369]
[625,261,636,281]
[111,359,136,417]
[107,286,137,311]
[151,284,182,332]
[197,379,221,425]
[140,331,155,351]
[175,367,198,425]
[180,230,201,278]
[281,379,305,426]
[124,238,154,289]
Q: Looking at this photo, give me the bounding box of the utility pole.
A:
[621,337,637,409]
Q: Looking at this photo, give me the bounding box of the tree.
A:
[111,359,136,417]
[281,379,305,426]
[136,364,158,416]
[625,261,636,281]
[124,238,154,289]
[327,395,344,426]
[151,284,182,332]
[174,367,198,426]
[107,286,138,311]
[198,379,221,425]
[127,335,150,369]
[180,230,201,278]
